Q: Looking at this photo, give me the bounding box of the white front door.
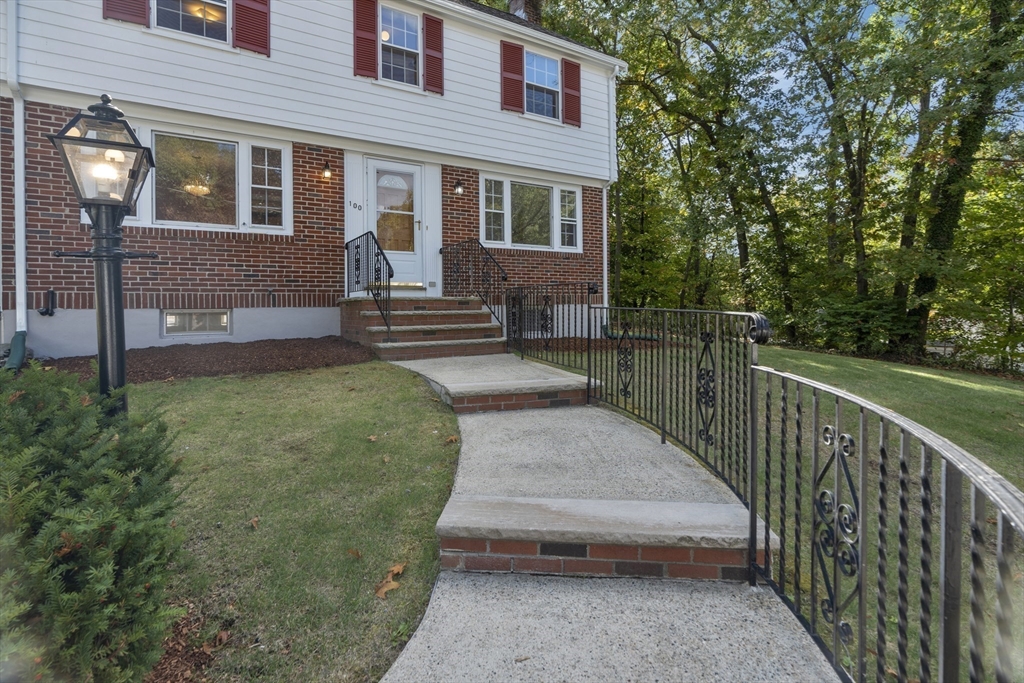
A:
[367,159,424,287]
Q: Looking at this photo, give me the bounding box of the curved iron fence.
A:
[345,231,393,334]
[750,365,1023,683]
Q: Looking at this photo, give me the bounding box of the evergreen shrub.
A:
[0,363,181,682]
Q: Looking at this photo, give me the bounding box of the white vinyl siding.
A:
[15,0,616,182]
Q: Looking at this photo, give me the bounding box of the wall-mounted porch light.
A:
[453,179,464,196]
[322,161,332,180]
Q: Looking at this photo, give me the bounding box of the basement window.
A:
[163,310,231,336]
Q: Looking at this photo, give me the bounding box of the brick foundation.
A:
[439,538,759,581]
[450,388,588,413]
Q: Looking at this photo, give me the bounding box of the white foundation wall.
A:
[2,307,341,359]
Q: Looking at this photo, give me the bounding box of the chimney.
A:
[508,0,542,24]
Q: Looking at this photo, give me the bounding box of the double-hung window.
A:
[480,176,581,252]
[107,124,291,234]
[156,0,228,41]
[380,6,419,86]
[525,51,559,119]
[353,0,445,94]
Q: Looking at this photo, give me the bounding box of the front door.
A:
[367,159,423,288]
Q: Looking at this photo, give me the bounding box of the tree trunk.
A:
[908,0,1021,351]
[747,150,797,341]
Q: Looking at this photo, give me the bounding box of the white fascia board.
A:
[414,0,628,73]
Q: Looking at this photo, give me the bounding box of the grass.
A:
[757,346,1024,490]
[130,361,459,682]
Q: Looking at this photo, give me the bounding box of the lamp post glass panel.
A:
[48,95,156,413]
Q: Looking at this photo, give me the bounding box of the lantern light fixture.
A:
[453,179,464,196]
[322,161,333,180]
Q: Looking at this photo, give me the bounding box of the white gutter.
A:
[6,0,28,334]
[601,65,620,307]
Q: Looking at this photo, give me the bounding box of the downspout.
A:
[6,0,28,337]
[602,65,620,308]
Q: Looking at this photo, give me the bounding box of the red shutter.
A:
[354,0,378,79]
[233,0,271,56]
[103,0,148,26]
[500,41,525,113]
[423,14,444,95]
[562,59,581,127]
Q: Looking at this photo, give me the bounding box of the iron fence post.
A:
[939,460,963,683]
[587,298,593,405]
[748,343,759,586]
[660,309,668,444]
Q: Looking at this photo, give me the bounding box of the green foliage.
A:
[0,364,181,683]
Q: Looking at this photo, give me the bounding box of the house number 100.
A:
[348,201,363,211]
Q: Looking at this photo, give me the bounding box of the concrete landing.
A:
[394,354,591,412]
[381,573,841,683]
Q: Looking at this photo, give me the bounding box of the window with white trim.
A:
[114,125,292,234]
[163,309,231,336]
[480,176,581,252]
[155,0,229,42]
[380,5,419,85]
[525,51,559,119]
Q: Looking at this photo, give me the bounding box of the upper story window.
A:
[525,52,559,119]
[102,0,270,56]
[380,6,419,86]
[480,175,581,253]
[107,124,291,234]
[353,0,444,94]
[501,42,582,127]
[156,0,228,41]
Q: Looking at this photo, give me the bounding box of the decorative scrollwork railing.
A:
[345,231,393,335]
[504,282,600,372]
[586,306,771,500]
[440,239,508,331]
[750,365,1024,683]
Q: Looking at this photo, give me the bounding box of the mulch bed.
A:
[144,604,215,683]
[46,336,376,384]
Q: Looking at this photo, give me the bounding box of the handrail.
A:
[345,231,393,335]
[755,365,1023,535]
[440,239,508,329]
[750,363,1024,683]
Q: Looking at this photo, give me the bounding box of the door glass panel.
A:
[376,171,415,252]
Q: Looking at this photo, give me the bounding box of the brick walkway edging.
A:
[440,538,766,581]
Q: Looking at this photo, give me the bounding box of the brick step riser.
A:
[451,388,588,413]
[375,342,508,361]
[368,329,502,344]
[340,299,484,313]
[439,538,764,581]
[382,313,496,326]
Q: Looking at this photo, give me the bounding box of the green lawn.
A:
[131,362,459,682]
[757,346,1024,490]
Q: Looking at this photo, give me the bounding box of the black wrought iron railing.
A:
[505,282,600,372]
[749,366,1024,683]
[345,231,393,334]
[440,239,508,329]
[586,306,770,499]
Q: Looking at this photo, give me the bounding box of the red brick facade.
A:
[441,165,604,291]
[2,101,606,319]
[3,100,347,313]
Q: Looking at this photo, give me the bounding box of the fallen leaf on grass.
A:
[249,516,260,530]
[383,455,391,463]
[445,435,459,444]
[163,377,175,383]
[431,397,440,402]
[374,562,408,599]
[202,642,213,655]
[217,630,231,647]
[368,435,378,442]
[347,548,362,559]
[348,387,356,392]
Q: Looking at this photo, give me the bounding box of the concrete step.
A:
[394,354,593,413]
[372,337,508,361]
[436,495,773,581]
[366,323,502,344]
[364,309,495,326]
[340,296,484,312]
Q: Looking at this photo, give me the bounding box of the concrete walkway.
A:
[386,355,839,683]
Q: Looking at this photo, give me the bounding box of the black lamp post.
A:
[48,94,157,414]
